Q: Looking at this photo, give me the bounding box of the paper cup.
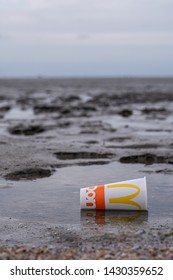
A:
[80,177,147,211]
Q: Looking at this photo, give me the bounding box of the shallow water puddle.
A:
[0,162,172,225]
[105,113,172,132]
[5,107,35,120]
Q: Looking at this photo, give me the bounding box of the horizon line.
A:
[0,75,173,80]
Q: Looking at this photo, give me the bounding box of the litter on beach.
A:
[80,177,147,211]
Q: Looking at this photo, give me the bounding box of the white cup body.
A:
[80,177,147,211]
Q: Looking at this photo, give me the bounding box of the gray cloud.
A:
[0,0,173,76]
[1,0,173,34]
[0,33,10,40]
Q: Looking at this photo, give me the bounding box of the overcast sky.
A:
[0,0,173,77]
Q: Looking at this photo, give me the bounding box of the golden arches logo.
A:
[106,183,141,210]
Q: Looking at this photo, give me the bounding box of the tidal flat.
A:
[0,77,173,259]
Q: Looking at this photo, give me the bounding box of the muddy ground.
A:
[0,77,173,259]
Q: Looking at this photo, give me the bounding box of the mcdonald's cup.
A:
[80,177,147,211]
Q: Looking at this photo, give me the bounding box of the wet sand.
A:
[0,77,173,259]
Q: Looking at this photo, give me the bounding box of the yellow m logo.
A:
[107,183,141,210]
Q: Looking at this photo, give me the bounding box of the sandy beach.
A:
[0,77,173,259]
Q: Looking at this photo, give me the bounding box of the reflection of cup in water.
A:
[80,177,147,211]
[81,210,148,225]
